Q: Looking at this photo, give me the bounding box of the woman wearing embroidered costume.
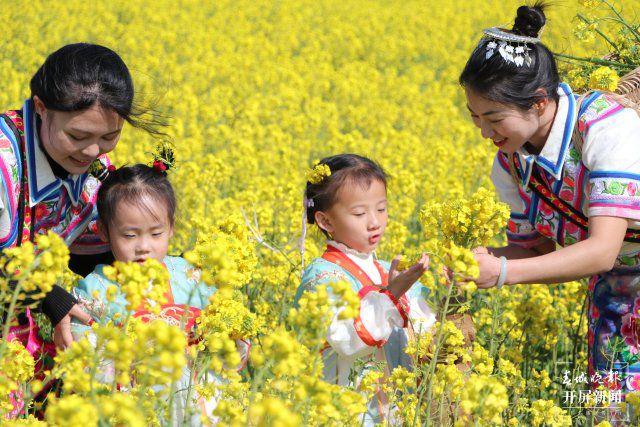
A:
[460,1,640,408]
[70,158,249,425]
[0,43,166,377]
[297,154,436,425]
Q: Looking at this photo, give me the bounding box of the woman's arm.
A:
[474,216,627,287]
[486,238,556,260]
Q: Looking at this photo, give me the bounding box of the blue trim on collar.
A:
[23,100,88,205]
[24,100,61,205]
[579,91,601,116]
[536,83,576,178]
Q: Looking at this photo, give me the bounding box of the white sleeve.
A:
[406,296,436,335]
[580,105,640,221]
[326,290,404,358]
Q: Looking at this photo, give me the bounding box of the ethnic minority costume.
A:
[71,256,250,425]
[297,241,436,425]
[491,83,640,398]
[0,100,111,417]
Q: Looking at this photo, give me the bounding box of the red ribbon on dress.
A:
[321,245,410,347]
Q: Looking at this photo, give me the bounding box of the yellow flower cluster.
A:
[528,399,572,427]
[420,187,509,248]
[457,373,509,425]
[102,259,169,313]
[306,163,331,185]
[1,340,34,384]
[0,231,70,301]
[588,66,621,91]
[197,290,262,340]
[128,319,187,386]
[183,215,257,294]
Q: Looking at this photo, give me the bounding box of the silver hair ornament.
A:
[482,27,539,67]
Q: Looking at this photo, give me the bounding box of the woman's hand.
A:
[53,304,92,350]
[472,246,489,256]
[473,253,502,289]
[387,254,429,299]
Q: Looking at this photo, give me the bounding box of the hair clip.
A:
[88,159,116,182]
[306,163,331,185]
[304,197,315,208]
[152,141,176,175]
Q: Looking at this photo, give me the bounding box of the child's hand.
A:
[387,253,429,299]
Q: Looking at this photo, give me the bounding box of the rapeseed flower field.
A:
[1,0,639,425]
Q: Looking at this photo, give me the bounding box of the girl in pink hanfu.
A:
[297,154,436,425]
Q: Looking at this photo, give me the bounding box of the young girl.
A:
[459,1,640,408]
[71,162,249,424]
[297,153,436,425]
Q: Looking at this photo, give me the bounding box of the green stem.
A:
[415,277,455,427]
[601,0,640,43]
[488,288,501,359]
[554,53,636,70]
[577,14,618,51]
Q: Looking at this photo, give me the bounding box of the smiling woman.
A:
[0,43,164,350]
[459,2,640,404]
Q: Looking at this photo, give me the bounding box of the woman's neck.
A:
[36,115,69,179]
[527,99,558,155]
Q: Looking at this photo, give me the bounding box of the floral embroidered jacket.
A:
[0,99,110,253]
[492,83,640,265]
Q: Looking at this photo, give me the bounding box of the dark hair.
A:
[459,2,559,110]
[305,154,387,235]
[30,43,165,135]
[97,164,176,229]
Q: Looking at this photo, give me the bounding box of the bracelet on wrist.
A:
[496,256,507,289]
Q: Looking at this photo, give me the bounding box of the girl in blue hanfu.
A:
[70,159,249,424]
[460,1,640,421]
[297,153,436,425]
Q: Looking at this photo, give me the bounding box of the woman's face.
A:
[34,96,124,175]
[465,88,541,155]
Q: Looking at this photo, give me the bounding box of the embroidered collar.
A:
[327,240,375,260]
[512,83,577,186]
[23,99,88,207]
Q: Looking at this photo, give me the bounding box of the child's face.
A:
[465,87,542,155]
[315,178,388,254]
[100,196,173,263]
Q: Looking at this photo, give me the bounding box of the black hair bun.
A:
[512,2,547,38]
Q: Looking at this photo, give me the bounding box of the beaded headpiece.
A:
[482,26,540,67]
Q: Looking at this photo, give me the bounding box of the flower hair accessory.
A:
[304,197,314,208]
[88,158,116,182]
[306,162,331,185]
[152,141,176,175]
[482,27,540,67]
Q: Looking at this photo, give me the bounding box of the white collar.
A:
[327,240,373,260]
[327,240,382,284]
[512,83,577,186]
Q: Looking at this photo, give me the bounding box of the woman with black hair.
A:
[461,3,640,397]
[0,43,162,349]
